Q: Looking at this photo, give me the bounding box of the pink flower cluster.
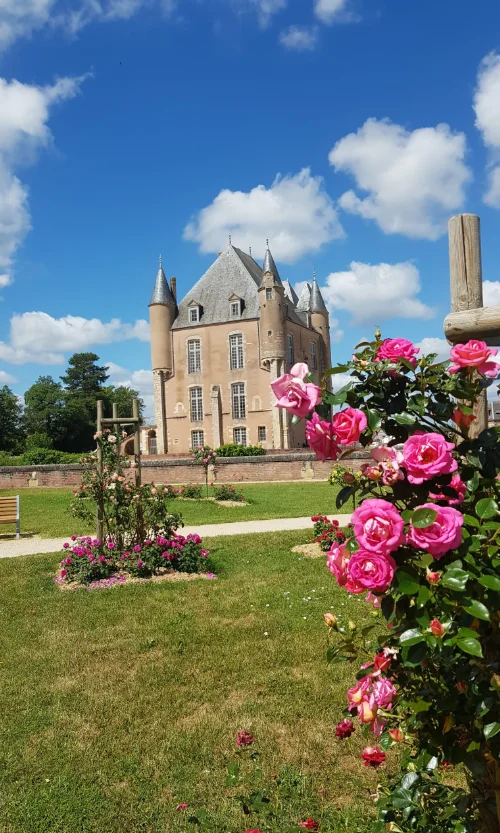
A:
[306,407,367,462]
[271,362,322,419]
[449,339,498,378]
[346,650,397,738]
[362,446,404,486]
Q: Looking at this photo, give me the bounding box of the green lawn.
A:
[0,530,382,833]
[0,482,351,538]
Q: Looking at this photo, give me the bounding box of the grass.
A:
[0,482,351,538]
[0,530,383,833]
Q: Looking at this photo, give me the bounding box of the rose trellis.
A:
[272,335,500,833]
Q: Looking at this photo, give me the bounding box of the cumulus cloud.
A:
[329,118,471,240]
[106,362,155,419]
[0,369,18,384]
[417,337,450,364]
[0,74,88,287]
[184,168,344,263]
[320,261,435,326]
[314,0,348,24]
[483,280,500,307]
[474,52,500,207]
[0,311,149,365]
[279,24,319,51]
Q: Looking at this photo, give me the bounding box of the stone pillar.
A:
[210,385,223,449]
[153,369,167,454]
[282,409,290,449]
[270,359,283,449]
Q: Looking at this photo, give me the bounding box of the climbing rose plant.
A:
[274,335,500,833]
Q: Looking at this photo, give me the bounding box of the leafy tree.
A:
[0,385,24,453]
[60,353,109,394]
[101,385,145,422]
[24,376,66,447]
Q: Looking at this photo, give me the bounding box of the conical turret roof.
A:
[262,242,282,286]
[310,274,328,314]
[149,259,176,306]
[296,282,312,312]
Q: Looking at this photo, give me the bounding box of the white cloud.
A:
[0,369,18,384]
[184,168,344,263]
[245,0,287,28]
[0,311,149,365]
[279,24,319,51]
[474,52,500,207]
[0,0,56,51]
[314,0,348,24]
[483,280,500,307]
[329,118,471,240]
[320,261,435,326]
[417,337,450,364]
[106,362,154,418]
[0,74,87,287]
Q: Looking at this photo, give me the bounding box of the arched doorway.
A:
[148,430,157,456]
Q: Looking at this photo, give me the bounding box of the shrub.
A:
[213,484,245,502]
[178,483,203,499]
[20,448,82,465]
[0,451,20,466]
[216,443,266,457]
[25,432,53,450]
[311,515,348,551]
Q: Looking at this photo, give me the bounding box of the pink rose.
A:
[347,550,396,593]
[375,338,419,367]
[352,498,404,554]
[370,446,404,486]
[271,363,322,419]
[403,432,457,484]
[332,407,367,445]
[372,677,397,708]
[366,591,382,609]
[327,543,350,587]
[429,473,466,506]
[449,339,499,377]
[407,503,463,559]
[361,747,386,767]
[306,413,339,461]
[347,676,372,707]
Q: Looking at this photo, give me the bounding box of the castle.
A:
[148,242,331,454]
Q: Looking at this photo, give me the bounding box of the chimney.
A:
[170,277,177,301]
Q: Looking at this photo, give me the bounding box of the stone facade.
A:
[148,243,332,455]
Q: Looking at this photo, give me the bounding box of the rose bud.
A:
[389,728,404,742]
[323,612,338,629]
[427,570,440,584]
[430,619,445,637]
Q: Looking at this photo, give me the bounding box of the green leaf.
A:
[456,637,483,657]
[345,536,359,553]
[417,586,432,607]
[479,575,500,591]
[463,514,480,528]
[396,570,420,595]
[400,628,425,647]
[394,412,417,425]
[411,507,438,528]
[401,509,413,522]
[336,486,355,509]
[484,722,500,740]
[326,646,338,663]
[405,641,428,666]
[457,627,481,640]
[476,498,499,520]
[407,699,431,713]
[392,787,413,809]
[325,365,350,376]
[367,409,381,432]
[464,600,490,621]
[441,568,469,592]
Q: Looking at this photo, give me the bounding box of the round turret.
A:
[258,245,286,362]
[149,259,176,374]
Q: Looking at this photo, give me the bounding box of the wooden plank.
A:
[449,214,483,313]
[444,307,500,345]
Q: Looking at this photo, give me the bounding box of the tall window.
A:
[234,427,247,446]
[230,301,241,318]
[287,334,294,366]
[310,341,317,371]
[188,339,201,374]
[189,307,199,323]
[231,382,246,419]
[258,426,266,443]
[190,387,203,422]
[266,288,272,300]
[229,334,244,370]
[191,430,204,449]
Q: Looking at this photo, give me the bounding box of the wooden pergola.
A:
[444,214,499,435]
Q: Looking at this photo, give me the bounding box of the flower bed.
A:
[213,484,245,502]
[311,514,349,551]
[56,531,214,588]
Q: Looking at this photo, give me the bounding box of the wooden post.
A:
[133,398,141,487]
[96,399,104,542]
[448,214,488,436]
[112,402,119,433]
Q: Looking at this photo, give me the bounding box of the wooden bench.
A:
[0,496,20,538]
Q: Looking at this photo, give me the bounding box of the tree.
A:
[24,376,67,447]
[101,385,145,422]
[60,353,109,394]
[0,385,24,453]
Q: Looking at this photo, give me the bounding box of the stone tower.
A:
[310,273,331,385]
[149,258,176,454]
[258,243,287,448]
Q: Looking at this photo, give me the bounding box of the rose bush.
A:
[273,334,500,833]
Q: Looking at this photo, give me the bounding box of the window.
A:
[190,387,203,422]
[258,426,266,443]
[189,307,199,323]
[229,333,244,370]
[191,430,204,449]
[310,341,317,370]
[230,301,241,318]
[287,334,294,365]
[234,427,247,446]
[266,288,272,300]
[231,382,246,419]
[188,339,201,373]
[267,330,272,337]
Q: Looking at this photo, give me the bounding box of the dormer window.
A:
[189,305,200,323]
[230,301,241,319]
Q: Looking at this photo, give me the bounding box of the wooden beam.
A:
[444,306,500,345]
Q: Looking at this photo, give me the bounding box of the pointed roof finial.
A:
[310,271,328,314]
[159,254,162,268]
[149,257,175,306]
[249,246,252,257]
[266,238,269,248]
[228,233,232,246]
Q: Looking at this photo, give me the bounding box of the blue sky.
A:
[1,0,500,419]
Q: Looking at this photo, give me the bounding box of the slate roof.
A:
[296,282,312,312]
[310,276,328,314]
[172,244,262,329]
[262,246,283,286]
[282,280,299,305]
[149,262,176,306]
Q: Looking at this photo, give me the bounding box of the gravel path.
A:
[0,514,351,559]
